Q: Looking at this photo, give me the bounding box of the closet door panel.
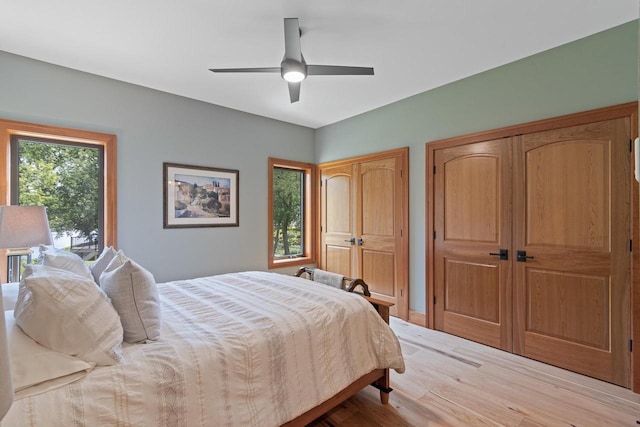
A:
[324,246,352,279]
[524,269,609,349]
[434,139,513,351]
[357,157,404,316]
[525,140,608,250]
[320,165,355,278]
[444,259,500,322]
[362,250,395,296]
[361,166,395,237]
[513,117,631,387]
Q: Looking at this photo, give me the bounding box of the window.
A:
[0,119,117,251]
[268,158,315,268]
[11,136,104,260]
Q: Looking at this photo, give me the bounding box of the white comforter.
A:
[1,271,405,427]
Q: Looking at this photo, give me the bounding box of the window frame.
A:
[0,119,117,248]
[10,135,106,253]
[268,157,316,269]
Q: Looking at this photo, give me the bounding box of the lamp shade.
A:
[0,206,53,249]
[0,286,12,419]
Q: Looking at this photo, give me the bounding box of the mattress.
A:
[1,271,404,427]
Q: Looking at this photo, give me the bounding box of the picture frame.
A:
[163,162,239,228]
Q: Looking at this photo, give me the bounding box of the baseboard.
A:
[408,310,426,327]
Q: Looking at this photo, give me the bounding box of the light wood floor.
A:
[309,318,640,426]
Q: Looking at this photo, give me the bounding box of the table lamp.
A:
[0,205,53,282]
[0,205,53,250]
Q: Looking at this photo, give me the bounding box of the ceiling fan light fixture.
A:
[281,59,307,82]
[283,70,305,82]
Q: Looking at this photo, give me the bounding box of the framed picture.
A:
[163,162,239,228]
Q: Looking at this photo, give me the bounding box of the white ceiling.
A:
[0,1,638,129]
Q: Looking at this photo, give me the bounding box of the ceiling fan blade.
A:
[307,65,374,76]
[288,81,301,103]
[209,67,281,73]
[283,18,302,62]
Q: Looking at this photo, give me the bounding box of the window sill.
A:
[268,256,314,270]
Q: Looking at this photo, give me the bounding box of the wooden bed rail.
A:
[281,369,389,426]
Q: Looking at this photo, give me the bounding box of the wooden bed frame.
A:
[285,268,394,426]
[282,368,390,426]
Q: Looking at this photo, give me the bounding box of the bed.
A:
[1,270,405,426]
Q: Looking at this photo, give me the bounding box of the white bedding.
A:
[1,271,404,427]
[1,283,18,311]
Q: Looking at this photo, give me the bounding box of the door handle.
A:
[344,237,355,245]
[489,249,508,260]
[516,250,534,262]
[357,237,364,246]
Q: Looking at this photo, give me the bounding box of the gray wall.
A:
[315,21,639,314]
[0,51,315,282]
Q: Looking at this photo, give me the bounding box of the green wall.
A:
[315,20,639,314]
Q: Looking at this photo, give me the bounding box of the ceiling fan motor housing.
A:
[281,59,307,82]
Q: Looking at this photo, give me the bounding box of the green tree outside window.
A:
[272,167,303,257]
[16,140,100,245]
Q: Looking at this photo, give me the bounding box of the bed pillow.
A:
[100,256,161,343]
[5,311,94,398]
[89,246,117,284]
[14,265,124,366]
[39,245,93,280]
[100,249,128,274]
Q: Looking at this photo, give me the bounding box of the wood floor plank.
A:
[454,343,640,406]
[307,318,640,426]
[417,375,527,426]
[420,390,523,426]
[469,364,639,426]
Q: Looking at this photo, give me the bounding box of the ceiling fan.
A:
[209,18,374,103]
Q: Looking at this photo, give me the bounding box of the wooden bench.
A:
[294,266,371,296]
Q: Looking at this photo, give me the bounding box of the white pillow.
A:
[89,246,117,284]
[101,255,161,343]
[39,245,93,280]
[14,265,124,366]
[5,311,94,398]
[101,249,128,275]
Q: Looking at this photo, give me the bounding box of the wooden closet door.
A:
[434,139,513,350]
[319,148,409,320]
[320,165,356,278]
[513,118,631,387]
[356,155,406,318]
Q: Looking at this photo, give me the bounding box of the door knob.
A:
[344,237,355,245]
[516,250,534,262]
[489,249,508,260]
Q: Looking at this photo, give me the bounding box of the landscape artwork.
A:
[163,162,239,228]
